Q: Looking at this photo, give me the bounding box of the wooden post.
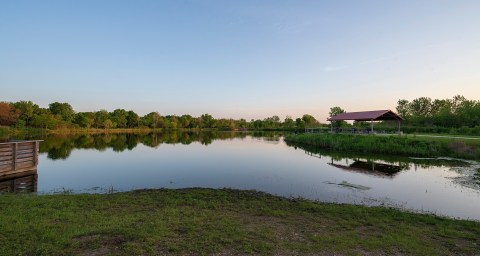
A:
[34,141,39,165]
[12,143,17,171]
[33,174,38,192]
[370,120,373,134]
[397,120,401,134]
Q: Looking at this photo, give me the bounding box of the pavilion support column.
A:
[397,120,401,134]
[330,121,333,133]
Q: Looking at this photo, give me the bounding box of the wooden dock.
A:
[0,174,37,193]
[0,140,41,182]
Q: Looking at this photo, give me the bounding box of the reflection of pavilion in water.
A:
[305,151,407,178]
[0,140,40,193]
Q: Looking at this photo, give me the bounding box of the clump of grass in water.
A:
[475,168,480,185]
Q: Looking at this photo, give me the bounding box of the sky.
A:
[1,0,479,121]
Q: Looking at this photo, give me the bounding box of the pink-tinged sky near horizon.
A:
[1,0,479,122]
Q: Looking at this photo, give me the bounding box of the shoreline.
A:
[1,188,479,255]
[285,133,480,160]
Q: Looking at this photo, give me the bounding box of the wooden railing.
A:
[0,140,41,179]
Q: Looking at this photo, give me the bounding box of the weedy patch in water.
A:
[325,181,371,190]
[475,168,480,185]
[447,160,480,190]
[338,181,371,190]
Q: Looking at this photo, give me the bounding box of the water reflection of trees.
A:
[38,131,283,160]
[285,141,469,171]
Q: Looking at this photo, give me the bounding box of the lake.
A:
[3,131,480,220]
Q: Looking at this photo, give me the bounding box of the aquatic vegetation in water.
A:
[325,181,371,190]
[446,159,480,190]
[475,168,480,186]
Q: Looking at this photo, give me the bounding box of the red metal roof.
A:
[327,110,402,121]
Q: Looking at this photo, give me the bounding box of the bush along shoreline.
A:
[284,133,480,160]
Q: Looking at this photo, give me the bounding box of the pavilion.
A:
[327,110,403,133]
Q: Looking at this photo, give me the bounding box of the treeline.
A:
[395,95,480,134]
[0,101,321,130]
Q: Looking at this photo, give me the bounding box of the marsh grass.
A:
[285,133,480,160]
[0,188,479,255]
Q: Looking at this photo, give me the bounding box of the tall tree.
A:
[283,116,295,128]
[74,112,95,128]
[110,109,128,128]
[126,110,140,128]
[0,102,20,126]
[396,99,410,118]
[13,101,38,127]
[329,106,346,127]
[200,114,215,128]
[302,114,319,128]
[94,110,110,128]
[31,108,58,129]
[49,102,75,122]
[142,112,162,128]
[409,97,432,117]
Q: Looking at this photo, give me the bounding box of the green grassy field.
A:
[285,133,480,160]
[0,189,479,255]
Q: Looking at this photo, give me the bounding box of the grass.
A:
[285,133,480,160]
[0,188,479,255]
[411,133,480,140]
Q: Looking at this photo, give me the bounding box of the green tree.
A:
[238,118,247,129]
[164,115,178,129]
[126,110,140,128]
[396,99,410,118]
[49,102,75,122]
[283,116,295,128]
[74,112,95,128]
[142,112,161,128]
[94,110,110,128]
[200,114,215,128]
[329,106,347,128]
[103,119,114,129]
[329,106,345,118]
[13,101,38,127]
[264,115,281,128]
[302,114,319,128]
[110,109,128,128]
[409,97,432,117]
[178,114,193,128]
[295,118,305,129]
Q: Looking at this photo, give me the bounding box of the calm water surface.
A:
[6,132,480,220]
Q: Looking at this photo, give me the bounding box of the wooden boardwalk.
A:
[0,173,37,193]
[0,141,41,185]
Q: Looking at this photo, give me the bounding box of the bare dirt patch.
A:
[73,234,126,256]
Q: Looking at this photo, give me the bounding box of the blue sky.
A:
[1,0,479,121]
